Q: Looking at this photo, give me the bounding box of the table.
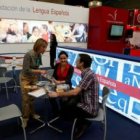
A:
[26,81,57,134]
[26,85,47,134]
[27,81,70,133]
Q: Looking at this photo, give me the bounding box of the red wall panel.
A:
[88,6,129,54]
[130,49,140,57]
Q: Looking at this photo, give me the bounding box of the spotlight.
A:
[88,1,102,7]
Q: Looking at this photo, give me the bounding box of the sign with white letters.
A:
[57,47,140,124]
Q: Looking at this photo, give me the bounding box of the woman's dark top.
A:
[50,40,58,52]
[50,38,58,68]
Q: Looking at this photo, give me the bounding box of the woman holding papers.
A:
[19,38,48,128]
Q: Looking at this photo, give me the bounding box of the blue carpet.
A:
[0,86,140,140]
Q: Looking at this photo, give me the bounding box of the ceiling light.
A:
[89,1,102,8]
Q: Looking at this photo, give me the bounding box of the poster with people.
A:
[0,18,88,43]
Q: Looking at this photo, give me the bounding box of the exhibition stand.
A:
[57,46,140,125]
[0,0,140,127]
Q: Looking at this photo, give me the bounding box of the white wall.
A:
[0,0,89,67]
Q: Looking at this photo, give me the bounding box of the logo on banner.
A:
[137,14,140,23]
[128,10,134,25]
[108,9,117,21]
[134,9,140,25]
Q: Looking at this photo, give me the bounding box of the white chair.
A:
[0,66,17,99]
[0,104,27,140]
[71,86,110,140]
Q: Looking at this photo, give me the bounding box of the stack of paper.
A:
[28,88,46,98]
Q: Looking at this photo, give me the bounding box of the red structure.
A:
[88,6,129,54]
[130,49,140,57]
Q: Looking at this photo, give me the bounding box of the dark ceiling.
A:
[35,0,140,9]
[64,0,140,9]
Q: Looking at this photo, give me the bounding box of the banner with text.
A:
[0,0,89,66]
[57,47,140,124]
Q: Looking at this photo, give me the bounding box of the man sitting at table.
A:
[48,53,99,139]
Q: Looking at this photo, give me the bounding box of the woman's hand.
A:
[52,78,64,84]
[40,70,47,75]
[24,85,38,90]
[48,91,59,98]
[54,80,61,84]
[52,78,58,84]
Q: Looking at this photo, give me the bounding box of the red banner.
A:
[134,9,140,26]
[128,10,134,25]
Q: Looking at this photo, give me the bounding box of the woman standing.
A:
[19,38,48,127]
[50,33,58,69]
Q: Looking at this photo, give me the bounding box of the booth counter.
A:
[57,46,140,125]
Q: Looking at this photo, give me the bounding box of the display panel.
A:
[56,47,140,125]
[109,24,124,39]
[0,18,88,43]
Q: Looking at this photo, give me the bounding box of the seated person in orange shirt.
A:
[50,51,74,116]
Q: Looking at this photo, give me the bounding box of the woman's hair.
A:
[58,51,68,58]
[51,33,57,42]
[79,53,92,68]
[33,38,48,52]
